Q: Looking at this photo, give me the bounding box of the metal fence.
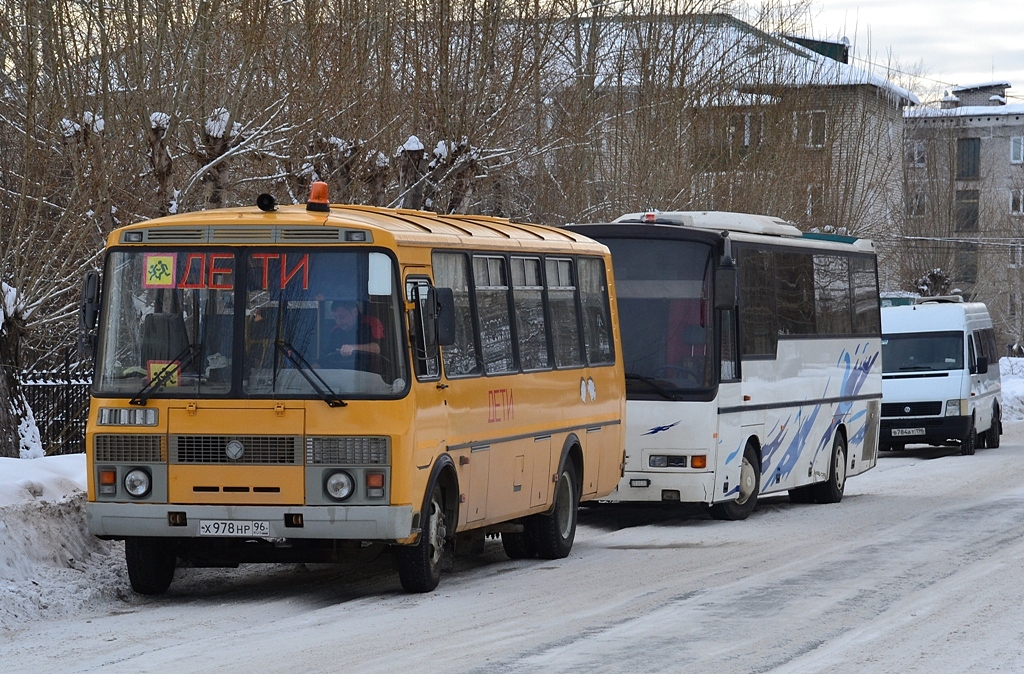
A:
[21,349,92,455]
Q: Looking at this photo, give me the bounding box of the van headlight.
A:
[945,399,965,416]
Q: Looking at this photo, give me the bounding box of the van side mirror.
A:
[714,265,737,310]
[975,356,988,373]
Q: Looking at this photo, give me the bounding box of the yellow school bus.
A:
[79,183,625,593]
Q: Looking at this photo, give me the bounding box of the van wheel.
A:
[960,422,977,456]
[396,485,447,593]
[709,443,760,520]
[986,408,1002,448]
[125,538,176,595]
[527,462,579,559]
[813,433,846,504]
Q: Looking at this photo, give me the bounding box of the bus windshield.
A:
[881,331,964,373]
[94,248,407,399]
[602,238,716,396]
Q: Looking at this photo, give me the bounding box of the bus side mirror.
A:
[714,265,736,310]
[78,271,101,358]
[80,271,101,330]
[435,287,456,347]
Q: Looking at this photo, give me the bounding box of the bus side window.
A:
[406,278,440,380]
[432,252,482,377]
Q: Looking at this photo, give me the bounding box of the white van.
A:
[880,297,1002,455]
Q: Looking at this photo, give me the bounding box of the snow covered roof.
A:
[952,81,1012,93]
[906,103,1024,118]
[549,13,918,107]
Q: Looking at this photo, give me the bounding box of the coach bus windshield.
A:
[602,238,716,397]
[93,249,407,399]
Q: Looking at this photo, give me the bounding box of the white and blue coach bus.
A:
[566,212,881,520]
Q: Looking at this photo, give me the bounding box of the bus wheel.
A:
[813,433,847,504]
[125,538,176,595]
[396,485,447,593]
[709,444,760,520]
[501,529,536,559]
[960,422,977,456]
[788,485,815,503]
[528,463,579,559]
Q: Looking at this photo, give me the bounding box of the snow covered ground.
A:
[3,360,1024,672]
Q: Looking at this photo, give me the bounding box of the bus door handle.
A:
[437,383,449,390]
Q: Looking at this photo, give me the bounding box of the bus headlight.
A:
[325,471,355,501]
[124,469,151,497]
[945,399,965,416]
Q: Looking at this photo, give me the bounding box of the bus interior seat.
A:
[141,312,190,367]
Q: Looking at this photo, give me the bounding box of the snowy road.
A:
[6,425,1024,673]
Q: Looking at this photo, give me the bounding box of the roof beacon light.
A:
[643,212,657,223]
[307,181,330,212]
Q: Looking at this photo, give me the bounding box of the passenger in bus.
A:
[323,300,384,370]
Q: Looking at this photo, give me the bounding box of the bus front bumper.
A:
[87,502,414,541]
[601,471,716,504]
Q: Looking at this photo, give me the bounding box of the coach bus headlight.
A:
[123,469,151,498]
[325,471,355,501]
[945,399,965,416]
[649,455,668,468]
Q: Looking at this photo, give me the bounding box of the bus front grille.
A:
[94,434,165,462]
[171,435,302,464]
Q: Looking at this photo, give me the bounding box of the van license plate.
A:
[198,520,270,537]
[891,428,925,437]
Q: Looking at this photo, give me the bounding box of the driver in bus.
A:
[323,299,384,370]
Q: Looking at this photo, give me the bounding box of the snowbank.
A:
[1001,357,1024,421]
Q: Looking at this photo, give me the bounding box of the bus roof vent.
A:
[211,227,274,242]
[138,227,208,243]
[277,227,345,242]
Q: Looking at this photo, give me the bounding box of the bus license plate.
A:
[198,520,271,537]
[891,428,925,437]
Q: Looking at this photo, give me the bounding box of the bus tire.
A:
[813,433,847,504]
[396,485,447,593]
[960,421,977,456]
[125,538,176,596]
[708,443,760,520]
[501,530,536,559]
[788,485,815,503]
[527,462,579,559]
[986,407,1001,448]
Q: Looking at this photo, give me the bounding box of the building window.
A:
[1011,244,1023,269]
[806,183,824,218]
[957,138,981,179]
[906,191,927,217]
[906,140,926,168]
[1013,189,1024,215]
[954,189,980,231]
[955,244,978,283]
[1012,136,1024,164]
[795,110,826,148]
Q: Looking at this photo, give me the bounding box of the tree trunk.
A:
[0,316,29,458]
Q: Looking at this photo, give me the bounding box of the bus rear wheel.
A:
[527,462,579,559]
[709,443,760,521]
[396,485,447,593]
[813,433,847,504]
[125,538,176,595]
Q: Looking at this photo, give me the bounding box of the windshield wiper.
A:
[274,340,347,407]
[625,373,682,401]
[129,342,202,406]
[898,365,932,371]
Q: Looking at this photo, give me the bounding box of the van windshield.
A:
[881,331,964,373]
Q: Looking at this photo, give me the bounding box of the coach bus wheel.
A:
[396,485,447,593]
[788,485,815,504]
[501,529,537,559]
[125,538,176,596]
[708,443,760,521]
[528,462,579,559]
[813,433,847,504]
